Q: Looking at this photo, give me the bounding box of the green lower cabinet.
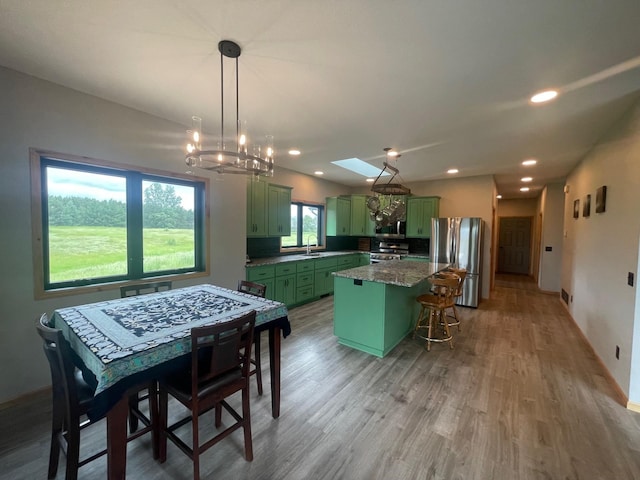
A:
[359,253,370,266]
[296,271,315,303]
[246,265,275,300]
[274,274,296,305]
[336,254,359,271]
[314,268,335,296]
[296,284,315,303]
[333,276,428,357]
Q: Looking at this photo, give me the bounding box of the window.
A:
[282,202,323,249]
[31,150,208,294]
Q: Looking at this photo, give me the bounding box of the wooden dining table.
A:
[52,283,291,480]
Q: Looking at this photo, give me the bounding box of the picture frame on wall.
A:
[573,199,580,219]
[583,194,591,217]
[596,185,607,213]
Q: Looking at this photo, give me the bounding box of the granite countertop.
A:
[333,261,450,288]
[246,250,365,267]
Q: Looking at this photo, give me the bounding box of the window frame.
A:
[30,148,210,299]
[281,200,325,251]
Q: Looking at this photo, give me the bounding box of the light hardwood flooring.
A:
[2,274,640,479]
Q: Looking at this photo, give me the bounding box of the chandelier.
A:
[185,40,274,176]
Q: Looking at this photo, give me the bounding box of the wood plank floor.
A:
[2,274,640,479]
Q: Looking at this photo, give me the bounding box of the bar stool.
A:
[413,274,460,351]
[439,268,467,331]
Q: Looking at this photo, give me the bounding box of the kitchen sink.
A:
[303,252,321,256]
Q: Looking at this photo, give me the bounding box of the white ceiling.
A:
[2,0,640,198]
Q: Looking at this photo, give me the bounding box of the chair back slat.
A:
[429,274,460,304]
[237,280,267,298]
[190,311,256,394]
[120,280,173,298]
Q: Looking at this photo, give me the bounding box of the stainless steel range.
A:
[370,241,409,264]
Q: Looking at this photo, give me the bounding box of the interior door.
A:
[498,217,531,274]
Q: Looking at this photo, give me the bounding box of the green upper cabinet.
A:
[406,197,440,238]
[246,178,268,237]
[326,196,351,236]
[268,184,292,236]
[349,195,375,237]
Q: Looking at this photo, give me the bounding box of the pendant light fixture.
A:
[370,148,411,195]
[368,148,410,227]
[185,40,274,176]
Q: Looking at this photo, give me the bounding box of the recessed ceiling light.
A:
[314,171,324,175]
[447,168,459,174]
[520,187,530,192]
[521,177,533,182]
[496,194,502,199]
[288,149,301,156]
[385,148,399,157]
[522,159,537,166]
[530,90,558,104]
[366,178,375,183]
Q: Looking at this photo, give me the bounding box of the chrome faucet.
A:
[306,234,317,255]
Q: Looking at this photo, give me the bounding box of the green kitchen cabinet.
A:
[333,276,427,357]
[406,197,440,238]
[359,253,370,266]
[245,264,275,300]
[296,270,315,303]
[274,274,296,305]
[273,262,297,305]
[246,178,268,237]
[326,196,351,236]
[314,257,338,296]
[268,184,292,236]
[349,195,374,236]
[336,254,359,271]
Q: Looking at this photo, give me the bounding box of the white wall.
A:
[497,198,537,217]
[562,98,640,402]
[402,175,495,300]
[268,168,349,204]
[538,183,564,292]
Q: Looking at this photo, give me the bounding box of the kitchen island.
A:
[332,261,450,357]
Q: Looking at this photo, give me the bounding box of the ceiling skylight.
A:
[331,158,390,177]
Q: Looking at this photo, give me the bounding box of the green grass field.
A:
[48,226,195,282]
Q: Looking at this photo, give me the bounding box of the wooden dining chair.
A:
[120,280,172,432]
[237,280,267,395]
[36,313,158,480]
[158,310,256,480]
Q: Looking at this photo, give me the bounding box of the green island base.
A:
[333,276,429,357]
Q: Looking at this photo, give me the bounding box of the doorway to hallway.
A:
[497,216,532,274]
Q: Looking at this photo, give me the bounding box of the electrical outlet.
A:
[616,346,620,359]
[570,295,573,303]
[628,272,635,287]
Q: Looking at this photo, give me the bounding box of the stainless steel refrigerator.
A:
[430,217,483,307]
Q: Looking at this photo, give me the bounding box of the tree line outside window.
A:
[37,154,206,291]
